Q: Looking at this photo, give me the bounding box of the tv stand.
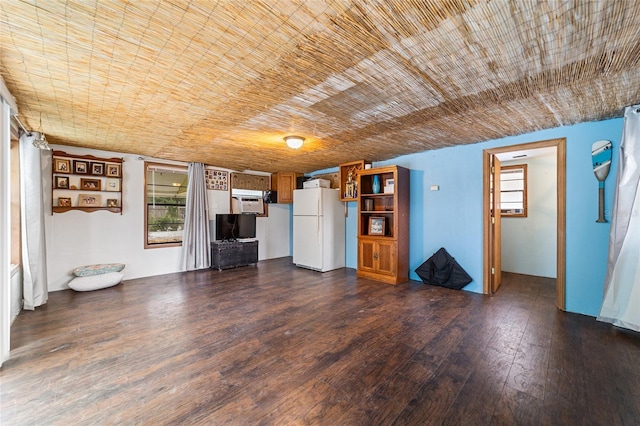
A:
[211,240,258,270]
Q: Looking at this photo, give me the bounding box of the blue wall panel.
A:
[313,117,623,316]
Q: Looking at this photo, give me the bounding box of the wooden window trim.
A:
[500,164,527,218]
[144,161,188,249]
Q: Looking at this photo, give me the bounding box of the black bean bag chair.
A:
[415,247,472,290]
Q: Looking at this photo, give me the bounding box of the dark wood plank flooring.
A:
[2,259,640,425]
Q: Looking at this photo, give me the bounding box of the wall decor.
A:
[372,175,381,194]
[105,178,120,192]
[106,163,121,177]
[369,217,385,235]
[205,169,228,190]
[339,160,365,201]
[74,160,89,174]
[592,139,612,223]
[78,193,102,207]
[106,199,118,208]
[91,162,105,175]
[80,178,101,191]
[230,172,269,191]
[54,176,69,189]
[58,197,71,207]
[52,150,124,214]
[54,158,71,173]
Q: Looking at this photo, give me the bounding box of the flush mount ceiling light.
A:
[284,135,304,149]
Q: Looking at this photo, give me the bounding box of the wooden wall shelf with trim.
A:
[339,160,366,201]
[52,206,123,214]
[51,150,124,214]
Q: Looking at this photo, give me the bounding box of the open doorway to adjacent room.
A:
[483,138,566,310]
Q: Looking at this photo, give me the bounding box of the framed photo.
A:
[385,178,394,187]
[91,162,105,175]
[58,197,71,207]
[78,193,102,207]
[368,217,385,236]
[106,198,119,208]
[54,175,69,189]
[53,158,71,173]
[105,178,120,192]
[74,160,89,174]
[106,163,121,177]
[80,178,101,191]
[205,169,228,191]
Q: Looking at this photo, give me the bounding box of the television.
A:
[215,213,256,241]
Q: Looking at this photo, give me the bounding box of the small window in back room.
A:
[500,164,527,217]
[145,162,188,248]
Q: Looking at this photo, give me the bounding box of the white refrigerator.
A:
[293,188,346,272]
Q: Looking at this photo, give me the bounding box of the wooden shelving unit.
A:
[339,160,366,202]
[356,165,409,284]
[51,150,124,214]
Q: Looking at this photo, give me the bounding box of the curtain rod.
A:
[11,115,30,135]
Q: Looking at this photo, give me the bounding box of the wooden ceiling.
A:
[2,1,640,173]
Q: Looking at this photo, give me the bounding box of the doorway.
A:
[483,138,566,310]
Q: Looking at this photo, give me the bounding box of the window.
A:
[145,162,188,248]
[500,164,527,217]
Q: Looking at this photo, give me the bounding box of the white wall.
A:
[257,204,291,260]
[45,145,291,291]
[501,152,557,278]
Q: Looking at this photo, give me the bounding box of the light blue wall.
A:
[314,117,622,317]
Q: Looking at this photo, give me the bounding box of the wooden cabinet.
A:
[211,240,258,270]
[52,150,124,214]
[271,172,298,204]
[356,165,409,284]
[358,239,397,278]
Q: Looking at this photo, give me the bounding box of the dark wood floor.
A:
[2,258,640,425]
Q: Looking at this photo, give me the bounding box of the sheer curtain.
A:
[19,132,48,310]
[598,105,640,331]
[180,162,211,270]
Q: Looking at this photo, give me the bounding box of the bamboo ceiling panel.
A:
[2,0,640,173]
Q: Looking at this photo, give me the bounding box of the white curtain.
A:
[598,105,640,331]
[19,132,48,310]
[179,162,211,270]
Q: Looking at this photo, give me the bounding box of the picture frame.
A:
[106,198,119,208]
[106,163,121,177]
[368,217,385,235]
[105,178,120,192]
[53,158,71,173]
[74,160,89,174]
[57,197,71,207]
[91,162,105,176]
[205,169,228,191]
[54,175,69,189]
[385,178,394,187]
[80,178,101,191]
[78,193,102,207]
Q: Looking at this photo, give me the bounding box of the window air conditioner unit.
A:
[231,196,264,214]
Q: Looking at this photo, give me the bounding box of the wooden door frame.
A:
[482,138,566,310]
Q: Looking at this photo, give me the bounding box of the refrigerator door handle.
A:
[317,198,321,241]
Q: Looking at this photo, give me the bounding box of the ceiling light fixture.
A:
[32,113,51,150]
[284,135,304,149]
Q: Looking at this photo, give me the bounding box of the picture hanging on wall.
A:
[205,169,228,191]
